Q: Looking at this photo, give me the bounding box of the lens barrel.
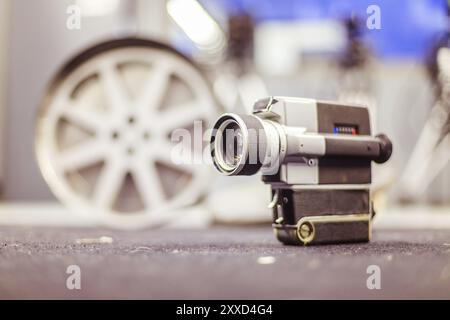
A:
[210,114,267,176]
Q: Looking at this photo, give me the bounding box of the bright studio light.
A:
[167,0,224,49]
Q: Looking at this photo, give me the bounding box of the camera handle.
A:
[285,133,392,164]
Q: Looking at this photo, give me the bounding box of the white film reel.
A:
[36,38,219,228]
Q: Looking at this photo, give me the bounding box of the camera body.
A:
[257,97,375,245]
[210,96,392,245]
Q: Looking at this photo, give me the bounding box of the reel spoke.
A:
[132,159,166,209]
[135,62,172,114]
[59,104,104,133]
[98,62,130,113]
[154,142,197,175]
[58,140,106,172]
[93,158,126,210]
[160,101,206,132]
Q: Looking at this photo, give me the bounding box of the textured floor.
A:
[0,226,450,299]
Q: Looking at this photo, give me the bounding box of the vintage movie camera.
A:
[210,97,392,245]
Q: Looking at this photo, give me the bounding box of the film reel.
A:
[36,38,218,228]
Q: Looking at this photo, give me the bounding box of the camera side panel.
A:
[316,102,372,184]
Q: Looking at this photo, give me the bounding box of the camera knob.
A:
[375,134,393,164]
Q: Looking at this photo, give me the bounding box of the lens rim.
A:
[211,113,266,176]
[215,119,244,172]
[212,115,249,175]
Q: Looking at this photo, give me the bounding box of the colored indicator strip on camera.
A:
[333,124,358,135]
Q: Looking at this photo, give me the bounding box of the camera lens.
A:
[211,114,267,176]
[221,122,244,168]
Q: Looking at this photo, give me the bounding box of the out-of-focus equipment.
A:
[399,48,450,201]
[399,5,450,203]
[166,0,226,64]
[36,38,218,228]
[210,97,392,245]
[214,13,268,115]
[337,16,377,131]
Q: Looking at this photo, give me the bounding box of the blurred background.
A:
[0,0,449,229]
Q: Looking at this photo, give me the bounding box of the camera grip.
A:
[271,187,373,245]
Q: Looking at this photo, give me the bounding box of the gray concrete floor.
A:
[0,226,450,299]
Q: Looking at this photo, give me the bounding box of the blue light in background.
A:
[201,0,449,61]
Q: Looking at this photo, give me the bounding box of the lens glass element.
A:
[215,119,246,172]
[223,123,243,168]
